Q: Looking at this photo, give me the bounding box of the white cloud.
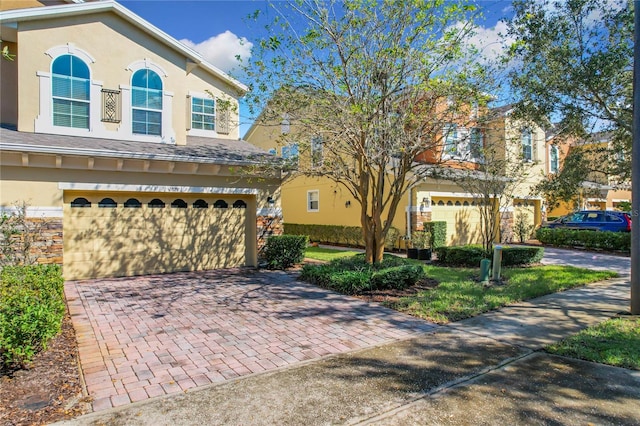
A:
[180,31,253,74]
[466,21,514,65]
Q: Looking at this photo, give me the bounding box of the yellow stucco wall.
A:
[13,12,241,142]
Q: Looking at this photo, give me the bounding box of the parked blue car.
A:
[544,210,632,232]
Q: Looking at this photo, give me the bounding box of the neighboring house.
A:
[245,101,546,247]
[0,0,281,280]
[545,131,632,217]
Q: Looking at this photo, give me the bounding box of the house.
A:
[0,0,282,280]
[245,99,546,247]
[545,131,632,217]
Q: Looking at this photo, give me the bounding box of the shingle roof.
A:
[0,127,276,166]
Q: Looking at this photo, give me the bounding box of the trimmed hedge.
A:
[0,265,65,367]
[423,221,447,248]
[435,245,544,267]
[435,245,488,266]
[283,223,401,250]
[300,254,425,294]
[535,227,631,252]
[262,234,309,269]
[371,265,426,290]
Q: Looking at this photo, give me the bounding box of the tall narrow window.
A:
[52,55,90,129]
[192,97,215,131]
[522,129,533,161]
[307,190,319,212]
[550,145,559,173]
[469,128,483,160]
[443,124,458,157]
[311,136,323,167]
[132,69,162,136]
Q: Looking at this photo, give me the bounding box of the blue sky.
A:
[119,0,516,136]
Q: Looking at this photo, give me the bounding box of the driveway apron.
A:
[65,268,436,411]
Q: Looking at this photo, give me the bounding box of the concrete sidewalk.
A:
[54,276,640,426]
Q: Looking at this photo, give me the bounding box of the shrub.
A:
[423,222,447,248]
[284,223,402,250]
[262,235,309,269]
[411,231,431,249]
[501,246,544,266]
[514,212,534,243]
[0,265,65,367]
[435,245,488,266]
[435,245,544,267]
[370,265,426,290]
[284,223,364,247]
[300,254,424,294]
[535,228,631,252]
[327,270,372,294]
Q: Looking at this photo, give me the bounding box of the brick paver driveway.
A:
[66,268,436,411]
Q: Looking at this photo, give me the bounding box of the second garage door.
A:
[63,192,248,280]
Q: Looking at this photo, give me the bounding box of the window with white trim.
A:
[307,190,319,212]
[549,145,559,173]
[52,55,90,129]
[191,97,215,131]
[443,124,458,157]
[469,128,484,160]
[522,129,533,161]
[311,136,323,167]
[132,69,162,136]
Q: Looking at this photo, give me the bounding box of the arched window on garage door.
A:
[193,199,208,208]
[124,198,142,208]
[171,199,187,208]
[98,197,117,208]
[213,199,228,208]
[148,198,165,208]
[232,200,247,209]
[71,197,91,208]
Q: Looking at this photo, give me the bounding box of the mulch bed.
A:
[0,312,90,426]
[353,277,440,304]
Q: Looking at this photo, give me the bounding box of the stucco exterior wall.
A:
[15,12,240,142]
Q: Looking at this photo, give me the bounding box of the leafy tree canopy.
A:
[244,0,492,263]
[507,0,632,183]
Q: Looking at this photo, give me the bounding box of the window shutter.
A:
[216,100,230,135]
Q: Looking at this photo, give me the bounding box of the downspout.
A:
[407,185,415,241]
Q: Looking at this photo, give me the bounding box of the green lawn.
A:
[303,247,618,324]
[546,317,640,370]
[305,246,361,262]
[392,264,618,323]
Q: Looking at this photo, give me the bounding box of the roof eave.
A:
[0,0,248,94]
[0,142,266,168]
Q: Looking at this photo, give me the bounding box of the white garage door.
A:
[63,192,248,280]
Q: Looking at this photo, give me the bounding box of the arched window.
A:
[148,198,165,208]
[232,200,247,209]
[98,198,117,208]
[171,199,187,208]
[124,198,142,208]
[52,55,90,129]
[70,197,91,208]
[455,201,461,206]
[446,201,453,206]
[132,69,162,136]
[213,199,228,209]
[463,201,469,206]
[193,199,209,208]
